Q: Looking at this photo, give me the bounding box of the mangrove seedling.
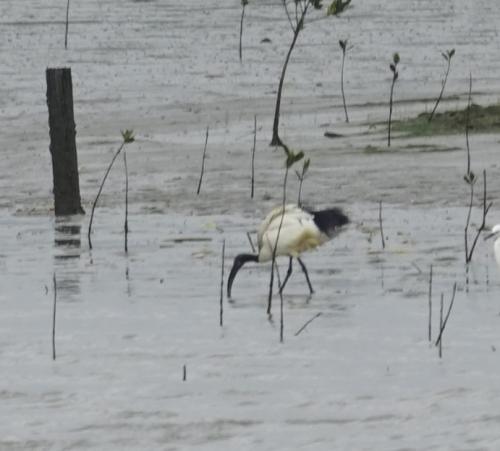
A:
[270,0,351,147]
[339,39,350,122]
[295,157,310,206]
[428,49,455,122]
[267,144,305,315]
[388,52,400,147]
[239,0,248,62]
[88,130,135,250]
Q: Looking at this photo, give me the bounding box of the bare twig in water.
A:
[239,0,248,62]
[428,264,433,342]
[246,231,256,253]
[251,115,256,198]
[64,0,70,49]
[295,312,322,336]
[52,272,57,361]
[438,293,443,358]
[379,200,385,249]
[196,126,209,195]
[465,73,472,174]
[220,239,225,327]
[435,282,457,348]
[123,150,129,253]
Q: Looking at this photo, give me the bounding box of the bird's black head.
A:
[312,208,349,237]
[227,253,259,299]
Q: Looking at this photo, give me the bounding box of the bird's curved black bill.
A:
[227,253,258,299]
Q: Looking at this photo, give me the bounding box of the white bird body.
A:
[256,205,328,262]
[495,238,500,269]
[227,204,349,298]
[485,224,500,273]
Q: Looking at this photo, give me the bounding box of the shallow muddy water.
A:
[2,1,500,450]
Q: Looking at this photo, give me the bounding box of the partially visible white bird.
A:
[485,224,500,272]
[227,204,349,298]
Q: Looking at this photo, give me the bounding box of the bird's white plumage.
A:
[491,224,500,270]
[256,204,328,262]
[487,224,500,273]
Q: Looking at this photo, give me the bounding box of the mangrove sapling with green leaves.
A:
[239,0,248,62]
[428,49,455,122]
[87,130,135,250]
[267,144,305,315]
[295,157,310,207]
[270,0,351,147]
[339,39,350,122]
[387,52,400,147]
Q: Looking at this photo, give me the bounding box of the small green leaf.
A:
[286,150,304,168]
[441,52,448,61]
[121,129,135,144]
[327,0,351,16]
[393,52,400,65]
[448,48,455,58]
[303,158,311,174]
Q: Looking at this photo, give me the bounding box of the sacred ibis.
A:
[227,204,349,298]
[485,224,500,273]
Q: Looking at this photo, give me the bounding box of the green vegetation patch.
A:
[392,103,500,137]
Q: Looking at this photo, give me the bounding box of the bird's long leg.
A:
[297,257,314,294]
[279,257,293,294]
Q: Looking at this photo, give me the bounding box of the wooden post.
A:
[46,67,84,216]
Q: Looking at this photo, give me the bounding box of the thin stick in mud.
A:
[220,239,225,327]
[246,231,256,253]
[124,150,129,253]
[295,312,322,336]
[435,282,457,348]
[196,126,209,195]
[439,293,443,358]
[64,0,70,49]
[251,115,256,198]
[52,273,57,361]
[379,200,385,249]
[428,264,433,342]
